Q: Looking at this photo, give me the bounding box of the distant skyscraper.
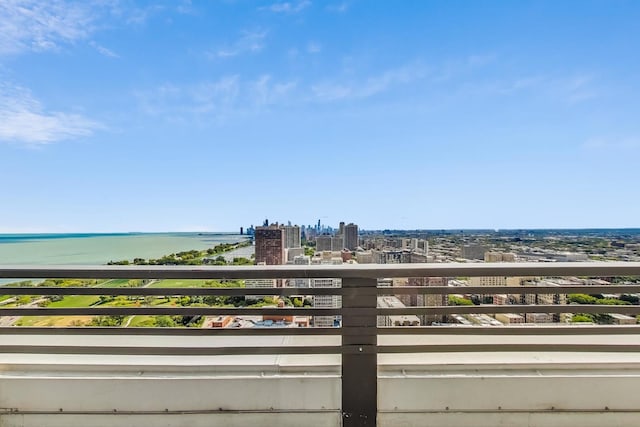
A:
[283,225,301,249]
[344,223,359,251]
[255,225,284,265]
[338,221,345,236]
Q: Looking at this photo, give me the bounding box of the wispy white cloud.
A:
[136,75,297,122]
[137,62,429,122]
[458,72,599,105]
[564,75,597,104]
[0,0,97,55]
[251,75,297,106]
[0,82,100,145]
[212,29,268,58]
[311,63,428,101]
[123,3,166,26]
[326,2,349,13]
[260,0,311,14]
[89,40,119,58]
[431,53,497,82]
[176,0,195,15]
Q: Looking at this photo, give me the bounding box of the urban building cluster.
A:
[203,225,640,329]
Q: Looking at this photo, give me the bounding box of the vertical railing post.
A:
[341,277,378,426]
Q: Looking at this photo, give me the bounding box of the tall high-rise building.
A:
[283,225,301,249]
[255,225,284,265]
[344,223,359,250]
[316,235,332,251]
[331,236,344,251]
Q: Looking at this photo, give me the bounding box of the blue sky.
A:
[1,0,639,232]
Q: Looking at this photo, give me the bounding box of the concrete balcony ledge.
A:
[378,335,640,427]
[2,333,640,426]
[0,334,341,427]
[0,334,341,374]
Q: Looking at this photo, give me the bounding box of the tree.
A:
[154,315,176,327]
[448,296,474,306]
[90,315,125,326]
[568,294,597,304]
[571,314,594,323]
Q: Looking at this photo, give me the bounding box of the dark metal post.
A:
[341,278,378,426]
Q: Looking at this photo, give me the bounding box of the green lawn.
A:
[127,316,156,327]
[15,315,94,327]
[150,279,210,288]
[48,295,101,308]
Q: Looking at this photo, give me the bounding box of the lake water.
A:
[0,232,248,285]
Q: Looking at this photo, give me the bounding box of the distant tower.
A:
[283,225,301,249]
[255,226,284,265]
[344,223,359,251]
[338,222,345,236]
[240,227,244,235]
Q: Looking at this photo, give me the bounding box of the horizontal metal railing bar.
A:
[0,307,343,316]
[3,305,638,316]
[377,409,640,415]
[378,344,640,353]
[3,285,639,297]
[0,409,340,416]
[0,326,342,336]
[379,285,640,295]
[0,345,343,356]
[377,325,640,335]
[0,326,636,336]
[0,286,344,296]
[378,305,640,315]
[1,262,639,280]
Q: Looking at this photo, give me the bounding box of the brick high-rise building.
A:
[255,225,284,265]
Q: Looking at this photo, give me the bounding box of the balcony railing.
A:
[1,262,640,427]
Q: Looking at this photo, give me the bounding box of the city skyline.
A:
[1,1,639,232]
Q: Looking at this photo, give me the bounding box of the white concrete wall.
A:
[378,350,640,427]
[0,335,341,427]
[0,371,340,427]
[3,334,640,427]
